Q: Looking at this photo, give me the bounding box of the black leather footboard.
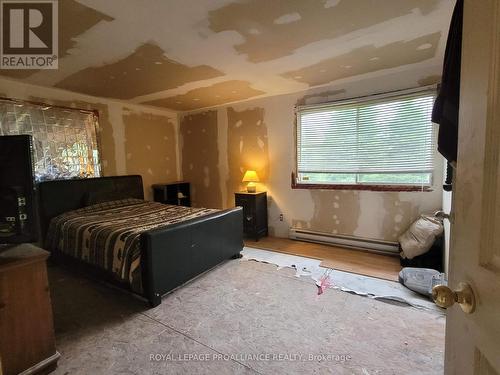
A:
[141,207,243,307]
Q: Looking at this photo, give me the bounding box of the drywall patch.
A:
[418,75,441,86]
[381,194,418,241]
[208,0,440,62]
[307,190,360,235]
[90,103,115,175]
[123,111,177,200]
[324,0,341,8]
[144,80,265,111]
[58,0,114,58]
[0,70,38,80]
[282,32,442,86]
[291,219,310,230]
[28,97,118,176]
[180,110,222,208]
[274,12,302,25]
[0,0,113,80]
[296,89,346,106]
[226,107,270,205]
[55,43,223,99]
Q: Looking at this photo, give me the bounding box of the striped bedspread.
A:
[45,199,217,292]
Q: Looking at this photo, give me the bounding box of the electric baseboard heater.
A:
[289,228,399,255]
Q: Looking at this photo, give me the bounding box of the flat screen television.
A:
[0,135,38,244]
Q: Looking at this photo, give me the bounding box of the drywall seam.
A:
[0,75,179,117]
[217,107,229,208]
[180,110,222,208]
[174,112,182,181]
[143,80,266,111]
[108,103,126,174]
[132,59,443,109]
[55,42,225,100]
[122,110,178,200]
[178,63,443,116]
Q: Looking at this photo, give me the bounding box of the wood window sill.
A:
[290,173,433,192]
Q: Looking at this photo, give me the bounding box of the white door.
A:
[441,0,500,373]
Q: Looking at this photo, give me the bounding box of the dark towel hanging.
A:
[443,161,453,192]
[432,0,464,164]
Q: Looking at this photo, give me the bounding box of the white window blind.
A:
[296,91,436,186]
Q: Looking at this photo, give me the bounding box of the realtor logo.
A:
[0,0,58,69]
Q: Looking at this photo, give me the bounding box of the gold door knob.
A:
[432,282,476,314]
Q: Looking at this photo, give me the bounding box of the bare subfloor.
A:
[49,258,445,375]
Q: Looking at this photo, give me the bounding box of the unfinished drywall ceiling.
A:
[208,0,440,63]
[0,0,113,80]
[282,33,441,87]
[0,0,455,111]
[56,43,224,99]
[145,80,265,111]
[418,75,442,87]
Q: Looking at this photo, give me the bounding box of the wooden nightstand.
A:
[152,182,191,207]
[234,191,268,241]
[0,244,59,375]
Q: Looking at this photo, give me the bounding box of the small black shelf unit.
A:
[152,182,191,207]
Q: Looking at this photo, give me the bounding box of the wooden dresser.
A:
[0,244,59,375]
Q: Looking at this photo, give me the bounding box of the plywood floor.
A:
[245,236,401,281]
[49,259,444,374]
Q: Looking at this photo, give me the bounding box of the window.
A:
[0,98,101,181]
[295,90,436,188]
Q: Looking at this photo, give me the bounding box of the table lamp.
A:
[242,170,259,193]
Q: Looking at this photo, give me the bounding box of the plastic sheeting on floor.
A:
[242,247,442,312]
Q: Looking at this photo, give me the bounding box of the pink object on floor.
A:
[316,272,333,295]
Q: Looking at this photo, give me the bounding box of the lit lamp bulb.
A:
[242,170,259,193]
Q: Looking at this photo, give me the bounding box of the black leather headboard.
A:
[37,175,143,240]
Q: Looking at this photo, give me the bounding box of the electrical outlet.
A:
[279,213,284,222]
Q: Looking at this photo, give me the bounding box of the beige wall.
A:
[180,111,222,208]
[0,65,445,242]
[0,76,180,200]
[180,66,444,242]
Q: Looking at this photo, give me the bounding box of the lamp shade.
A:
[242,170,259,182]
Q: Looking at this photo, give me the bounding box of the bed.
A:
[38,175,243,307]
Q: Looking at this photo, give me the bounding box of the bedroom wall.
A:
[179,66,444,242]
[0,76,179,200]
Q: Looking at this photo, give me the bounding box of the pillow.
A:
[399,215,443,260]
[83,190,131,206]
